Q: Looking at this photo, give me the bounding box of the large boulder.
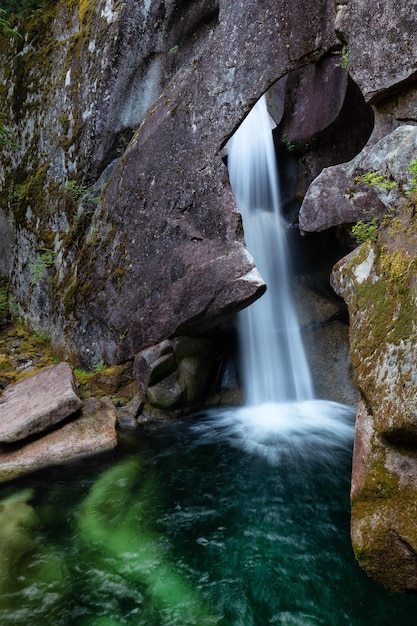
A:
[0,397,117,483]
[0,362,82,443]
[279,57,349,146]
[331,204,417,592]
[299,125,417,232]
[298,0,417,234]
[132,335,220,418]
[60,0,339,367]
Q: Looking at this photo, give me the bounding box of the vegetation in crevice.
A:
[354,170,397,191]
[29,247,57,282]
[350,159,417,244]
[0,278,9,327]
[347,197,417,366]
[0,323,56,388]
[335,44,349,70]
[351,217,379,244]
[407,158,417,195]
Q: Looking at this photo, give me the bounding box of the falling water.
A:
[227,95,314,405]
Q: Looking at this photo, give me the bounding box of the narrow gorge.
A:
[1,0,417,620]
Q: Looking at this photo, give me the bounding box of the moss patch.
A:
[0,323,56,388]
[0,322,135,402]
[347,206,417,365]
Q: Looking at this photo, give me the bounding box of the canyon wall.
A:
[1,0,417,592]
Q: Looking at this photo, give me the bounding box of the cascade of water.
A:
[227,95,314,405]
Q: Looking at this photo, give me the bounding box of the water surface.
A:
[1,401,417,625]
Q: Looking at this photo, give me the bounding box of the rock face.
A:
[331,204,417,593]
[61,0,339,367]
[0,0,338,368]
[292,0,417,594]
[284,0,417,592]
[293,278,357,406]
[337,1,417,106]
[0,362,82,442]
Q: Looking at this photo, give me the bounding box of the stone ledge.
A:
[0,363,83,443]
[0,397,117,484]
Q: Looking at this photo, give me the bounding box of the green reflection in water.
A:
[0,488,69,622]
[74,458,221,625]
[0,404,416,625]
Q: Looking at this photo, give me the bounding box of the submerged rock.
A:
[0,362,82,443]
[0,488,38,596]
[0,397,117,483]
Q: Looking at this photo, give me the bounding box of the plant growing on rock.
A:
[281,133,296,151]
[407,158,417,195]
[93,359,105,373]
[29,248,57,281]
[351,208,396,245]
[335,45,349,70]
[351,217,379,244]
[0,126,17,147]
[0,113,18,147]
[380,248,415,294]
[1,1,52,17]
[0,279,8,326]
[66,180,88,201]
[0,11,20,148]
[0,8,20,35]
[355,171,397,191]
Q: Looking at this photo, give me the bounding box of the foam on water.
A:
[191,400,355,465]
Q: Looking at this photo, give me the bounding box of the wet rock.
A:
[178,355,213,406]
[133,341,176,396]
[350,399,417,593]
[293,278,357,406]
[147,371,185,410]
[0,489,38,591]
[116,395,144,429]
[173,337,218,407]
[0,397,117,484]
[86,362,134,396]
[0,363,82,443]
[133,336,219,416]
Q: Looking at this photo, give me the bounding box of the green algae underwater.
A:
[0,401,417,625]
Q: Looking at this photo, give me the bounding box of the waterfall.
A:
[227,95,314,405]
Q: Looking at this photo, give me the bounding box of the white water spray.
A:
[227,96,314,405]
